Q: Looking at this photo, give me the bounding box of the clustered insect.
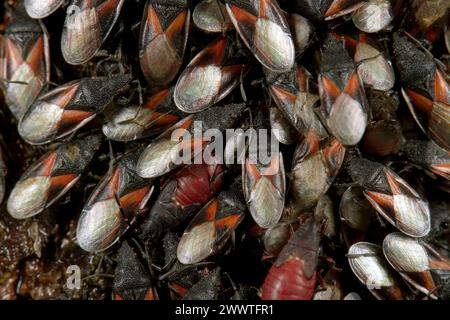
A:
[0,0,449,300]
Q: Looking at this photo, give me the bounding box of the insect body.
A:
[7,135,102,219]
[261,216,322,300]
[139,0,190,87]
[0,3,50,119]
[77,148,154,253]
[18,74,131,145]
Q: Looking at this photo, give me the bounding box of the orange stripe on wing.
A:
[270,86,297,109]
[25,36,44,77]
[165,10,188,44]
[35,152,58,176]
[434,70,450,104]
[143,89,169,111]
[343,71,361,97]
[405,89,433,117]
[321,75,341,101]
[119,185,152,215]
[48,173,78,199]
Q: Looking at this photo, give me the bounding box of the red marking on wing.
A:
[270,86,297,108]
[321,75,341,101]
[430,163,450,179]
[434,70,450,104]
[120,185,152,215]
[215,213,242,229]
[384,169,418,197]
[103,168,121,199]
[143,89,169,111]
[245,160,262,187]
[205,199,218,221]
[4,38,23,76]
[59,109,94,133]
[47,82,80,107]
[197,37,227,66]
[258,0,270,19]
[405,89,433,117]
[322,138,345,175]
[343,71,361,97]
[303,131,321,155]
[165,11,188,44]
[296,67,309,92]
[230,4,258,31]
[169,282,188,298]
[48,173,78,199]
[148,112,180,128]
[35,152,58,176]
[145,5,164,36]
[25,36,44,77]
[96,0,121,21]
[365,190,396,222]
[343,34,358,57]
[325,0,356,18]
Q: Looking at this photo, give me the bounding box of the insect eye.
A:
[440,221,449,230]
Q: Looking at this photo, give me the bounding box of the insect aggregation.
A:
[0,0,449,300]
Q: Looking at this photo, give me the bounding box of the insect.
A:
[7,135,102,219]
[347,242,404,300]
[61,0,125,65]
[347,157,431,237]
[261,215,322,300]
[0,2,50,120]
[18,74,131,145]
[339,32,395,92]
[351,0,395,33]
[193,0,234,34]
[139,0,190,88]
[24,0,65,19]
[174,36,248,113]
[289,0,366,22]
[176,186,246,265]
[225,0,295,72]
[243,149,285,229]
[136,103,245,179]
[383,232,450,299]
[290,132,345,215]
[139,160,225,244]
[266,65,328,139]
[112,240,157,300]
[318,35,368,147]
[102,88,183,142]
[76,148,155,253]
[393,34,450,151]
